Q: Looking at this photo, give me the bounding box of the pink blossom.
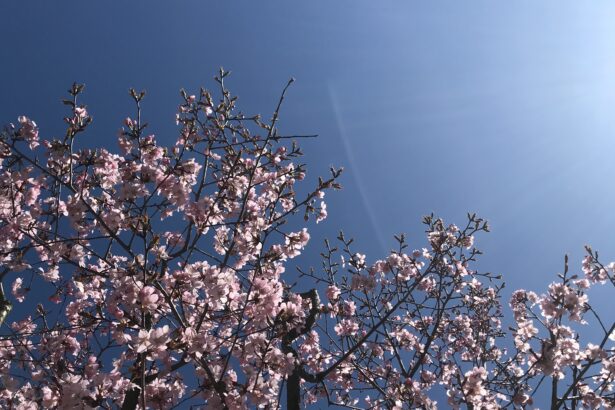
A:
[342,300,356,317]
[334,319,359,336]
[11,277,27,302]
[316,201,327,223]
[326,285,340,301]
[17,116,40,149]
[139,286,160,312]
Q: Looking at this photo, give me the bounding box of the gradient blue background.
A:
[2,1,614,405]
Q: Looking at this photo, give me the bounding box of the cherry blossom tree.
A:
[0,70,614,409]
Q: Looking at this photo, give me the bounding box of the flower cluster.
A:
[0,75,340,409]
[0,76,613,409]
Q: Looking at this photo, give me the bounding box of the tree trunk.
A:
[287,368,301,410]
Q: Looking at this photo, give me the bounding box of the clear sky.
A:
[2,0,615,400]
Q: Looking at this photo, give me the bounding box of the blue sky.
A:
[2,0,615,401]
